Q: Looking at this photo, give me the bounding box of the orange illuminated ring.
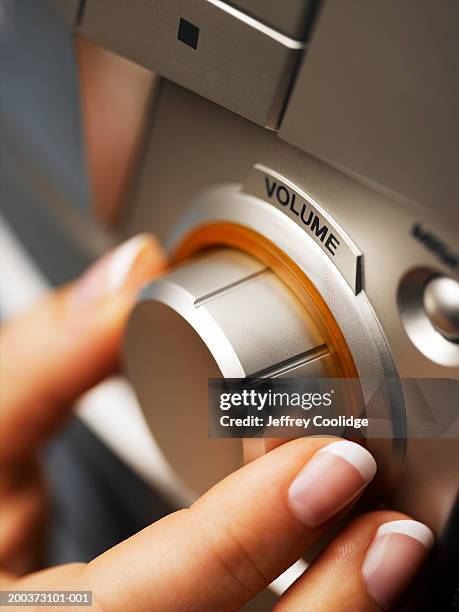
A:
[173,221,359,380]
[172,222,363,459]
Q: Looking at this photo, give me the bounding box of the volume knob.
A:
[124,247,336,495]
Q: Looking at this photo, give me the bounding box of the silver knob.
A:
[124,247,335,495]
[423,276,459,343]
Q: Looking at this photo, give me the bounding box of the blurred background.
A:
[0,0,184,565]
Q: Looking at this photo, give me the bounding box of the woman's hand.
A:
[0,234,433,611]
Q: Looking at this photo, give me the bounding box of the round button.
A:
[423,276,459,342]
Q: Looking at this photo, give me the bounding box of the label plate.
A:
[243,164,363,293]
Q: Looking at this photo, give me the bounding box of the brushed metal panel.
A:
[230,0,316,39]
[80,0,304,127]
[280,0,459,219]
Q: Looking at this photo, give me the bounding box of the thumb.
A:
[84,438,376,611]
[0,233,165,465]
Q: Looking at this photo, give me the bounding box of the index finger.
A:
[0,234,164,465]
[86,438,377,611]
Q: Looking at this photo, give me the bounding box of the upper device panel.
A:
[280,0,459,220]
[230,0,316,39]
[79,0,309,128]
[52,0,458,218]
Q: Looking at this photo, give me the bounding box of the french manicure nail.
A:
[362,520,434,609]
[288,440,377,527]
[71,234,157,309]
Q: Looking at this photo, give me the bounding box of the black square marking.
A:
[177,18,199,49]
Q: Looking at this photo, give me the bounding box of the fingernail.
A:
[71,233,163,309]
[288,440,376,527]
[362,520,434,609]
